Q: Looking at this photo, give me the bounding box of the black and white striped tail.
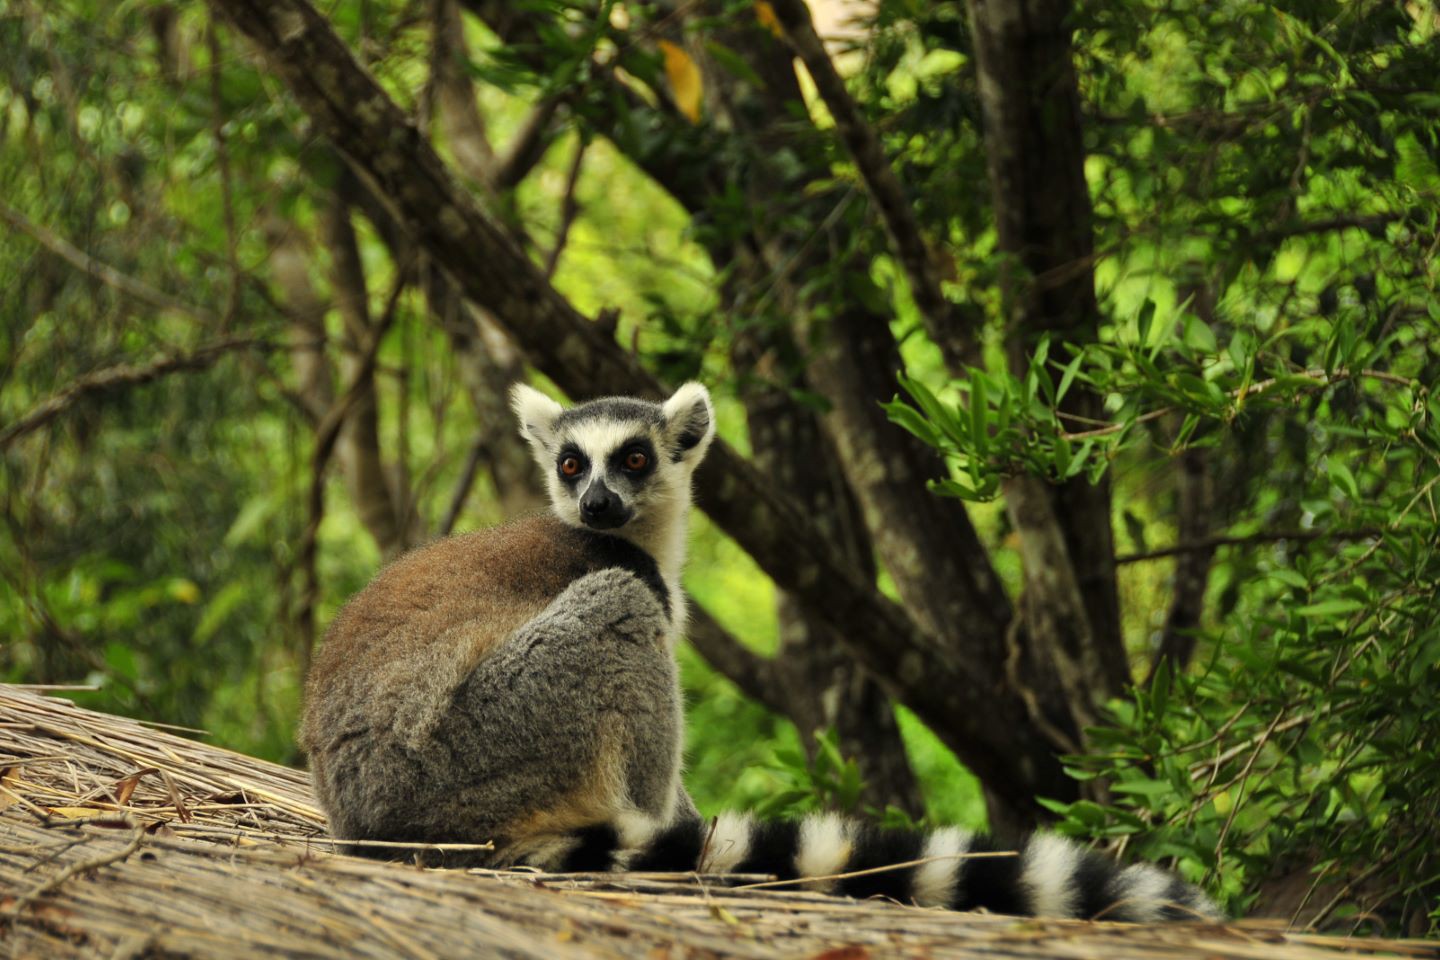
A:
[547,813,1221,923]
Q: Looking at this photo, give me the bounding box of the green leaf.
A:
[882,398,941,448]
[1327,459,1359,499]
[1295,599,1363,617]
[1056,352,1084,404]
[1269,568,1309,590]
[1151,658,1172,717]
[1183,315,1219,354]
[1137,299,1157,348]
[194,581,249,643]
[1112,778,1173,798]
[969,373,989,453]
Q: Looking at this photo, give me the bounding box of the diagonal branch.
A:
[0,337,270,451]
[296,270,408,670]
[684,603,786,716]
[0,201,219,326]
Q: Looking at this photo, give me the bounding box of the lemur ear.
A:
[511,382,564,452]
[661,382,715,464]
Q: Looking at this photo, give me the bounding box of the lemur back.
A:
[301,382,1221,923]
[301,516,684,863]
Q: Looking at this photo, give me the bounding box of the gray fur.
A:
[311,569,682,867]
[557,397,664,428]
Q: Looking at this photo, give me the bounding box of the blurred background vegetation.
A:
[2,0,1437,936]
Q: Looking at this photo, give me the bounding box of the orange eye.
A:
[624,450,648,471]
[560,455,582,477]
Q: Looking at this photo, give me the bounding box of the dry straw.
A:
[1,684,1435,959]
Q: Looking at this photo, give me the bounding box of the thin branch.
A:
[438,435,486,536]
[1213,708,1288,871]
[491,96,562,192]
[1061,367,1417,442]
[734,849,1019,891]
[0,201,218,325]
[1246,213,1406,246]
[684,604,785,716]
[1118,527,1383,565]
[764,0,975,370]
[209,20,242,330]
[295,272,408,671]
[0,337,269,451]
[542,138,585,279]
[1146,446,1214,681]
[1,825,146,926]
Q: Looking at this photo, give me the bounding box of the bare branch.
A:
[684,604,785,716]
[1061,368,1418,443]
[430,0,495,182]
[765,0,976,371]
[543,138,586,279]
[0,201,218,325]
[1245,213,1406,247]
[1146,448,1215,681]
[0,337,270,451]
[1118,527,1384,565]
[491,96,562,193]
[437,435,486,537]
[323,183,407,556]
[296,272,407,670]
[208,19,242,329]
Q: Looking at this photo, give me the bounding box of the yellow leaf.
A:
[658,40,703,124]
[1213,789,1233,815]
[754,1,784,38]
[0,767,20,812]
[709,903,742,927]
[47,806,110,820]
[169,578,201,604]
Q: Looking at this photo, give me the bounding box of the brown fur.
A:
[303,514,584,725]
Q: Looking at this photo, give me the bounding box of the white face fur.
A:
[510,383,716,541]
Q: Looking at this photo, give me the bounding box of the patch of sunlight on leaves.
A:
[685,512,778,655]
[896,707,987,831]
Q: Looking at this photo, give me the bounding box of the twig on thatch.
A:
[21,835,89,874]
[2,824,146,925]
[735,849,1021,891]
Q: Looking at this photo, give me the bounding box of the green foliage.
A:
[1054,490,1440,925]
[753,728,866,819]
[882,0,1440,927]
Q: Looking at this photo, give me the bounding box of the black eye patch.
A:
[556,445,589,485]
[607,437,656,480]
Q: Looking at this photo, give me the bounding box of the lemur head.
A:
[510,383,715,535]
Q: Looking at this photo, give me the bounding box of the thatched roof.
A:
[1,685,1435,959]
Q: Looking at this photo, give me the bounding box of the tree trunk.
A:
[967,0,1130,740]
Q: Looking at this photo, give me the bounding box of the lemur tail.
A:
[550,812,1221,923]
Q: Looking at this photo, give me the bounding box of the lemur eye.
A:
[560,455,583,477]
[624,450,648,471]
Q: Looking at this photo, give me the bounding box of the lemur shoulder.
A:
[301,382,1220,923]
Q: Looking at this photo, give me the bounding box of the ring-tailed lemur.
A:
[301,382,1220,923]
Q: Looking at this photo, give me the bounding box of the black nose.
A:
[579,483,628,529]
[580,491,612,518]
